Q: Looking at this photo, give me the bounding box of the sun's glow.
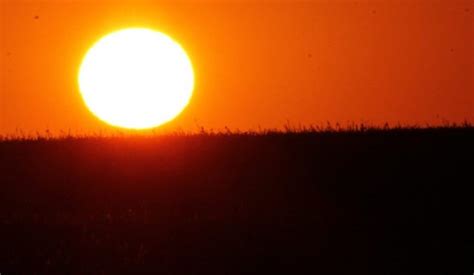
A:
[78,28,194,129]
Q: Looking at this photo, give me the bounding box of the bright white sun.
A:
[78,28,194,129]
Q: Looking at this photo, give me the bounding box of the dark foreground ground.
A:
[0,128,473,274]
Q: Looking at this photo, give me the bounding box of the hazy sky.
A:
[1,0,472,134]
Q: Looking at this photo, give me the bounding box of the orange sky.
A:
[0,0,472,134]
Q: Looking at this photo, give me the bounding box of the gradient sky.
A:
[1,0,472,134]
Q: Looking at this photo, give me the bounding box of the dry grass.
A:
[0,121,472,141]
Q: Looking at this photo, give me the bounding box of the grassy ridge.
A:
[0,128,473,274]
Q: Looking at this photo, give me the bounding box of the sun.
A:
[78,28,194,129]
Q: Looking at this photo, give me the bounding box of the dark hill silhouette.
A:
[0,127,473,274]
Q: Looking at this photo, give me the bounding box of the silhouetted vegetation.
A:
[1,121,472,141]
[0,126,473,274]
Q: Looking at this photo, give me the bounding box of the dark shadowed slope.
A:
[1,128,473,274]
